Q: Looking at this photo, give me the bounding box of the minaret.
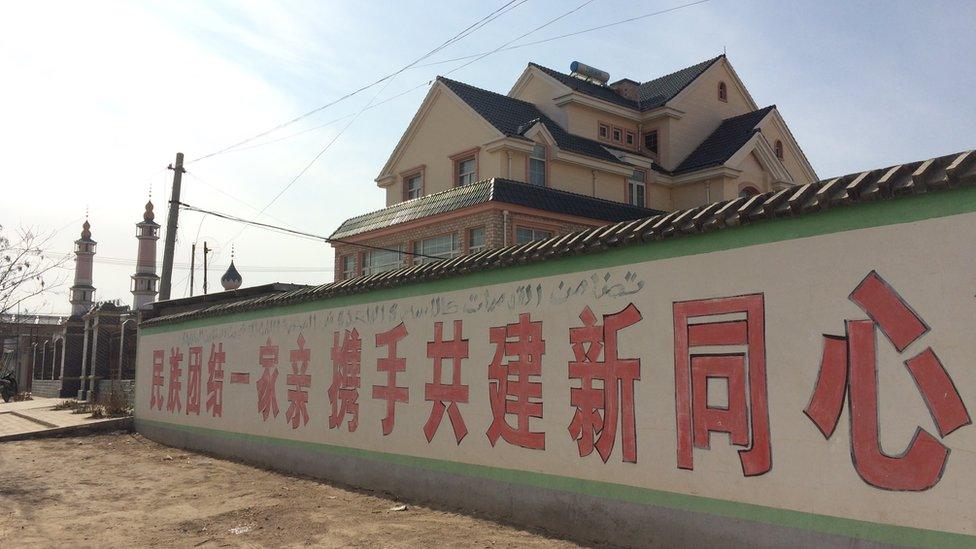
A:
[220,247,242,291]
[69,219,96,316]
[131,201,161,309]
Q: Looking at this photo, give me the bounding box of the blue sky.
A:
[2,0,973,314]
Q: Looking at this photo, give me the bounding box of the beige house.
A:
[331,55,817,279]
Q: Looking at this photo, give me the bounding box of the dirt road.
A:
[0,433,581,547]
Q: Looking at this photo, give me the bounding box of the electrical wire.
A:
[188,0,527,163]
[177,201,447,260]
[442,0,596,77]
[414,0,713,69]
[224,0,600,245]
[181,0,711,158]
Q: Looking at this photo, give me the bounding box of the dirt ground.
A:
[0,433,582,548]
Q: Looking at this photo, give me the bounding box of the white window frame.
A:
[405,174,423,200]
[457,157,477,186]
[628,169,646,207]
[414,234,460,264]
[468,227,486,253]
[364,246,405,275]
[515,226,552,245]
[341,255,357,279]
[529,144,546,187]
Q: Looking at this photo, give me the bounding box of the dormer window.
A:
[774,140,784,160]
[718,81,728,102]
[598,123,609,139]
[611,127,622,143]
[625,130,636,147]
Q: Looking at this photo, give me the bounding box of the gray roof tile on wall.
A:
[329,178,663,239]
[145,150,976,328]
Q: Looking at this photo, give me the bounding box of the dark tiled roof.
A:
[330,178,662,239]
[438,77,624,165]
[144,150,976,328]
[674,106,775,174]
[530,63,638,110]
[530,56,722,112]
[637,56,722,110]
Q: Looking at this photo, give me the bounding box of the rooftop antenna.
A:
[723,45,727,55]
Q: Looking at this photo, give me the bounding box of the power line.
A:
[177,201,448,261]
[441,0,597,77]
[414,0,713,69]
[227,0,600,241]
[189,0,527,163]
[194,82,433,157]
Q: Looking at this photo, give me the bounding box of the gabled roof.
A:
[674,106,776,174]
[438,77,626,165]
[637,56,723,110]
[145,149,976,328]
[330,177,663,240]
[529,56,723,111]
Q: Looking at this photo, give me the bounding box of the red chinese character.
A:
[568,304,642,463]
[329,329,361,431]
[150,349,164,411]
[256,338,279,421]
[286,334,311,430]
[166,347,183,413]
[206,342,225,418]
[487,313,545,450]
[373,323,409,436]
[673,294,770,476]
[185,346,202,416]
[424,320,470,444]
[805,271,970,491]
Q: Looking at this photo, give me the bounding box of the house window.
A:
[718,81,728,102]
[529,144,546,186]
[365,245,405,275]
[414,234,460,264]
[515,226,552,245]
[468,227,486,253]
[341,255,356,279]
[625,131,636,147]
[774,140,784,160]
[456,156,477,186]
[628,169,646,207]
[611,127,622,143]
[643,130,658,154]
[405,173,423,200]
[598,123,609,139]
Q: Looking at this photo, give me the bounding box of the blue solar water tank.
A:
[569,61,610,85]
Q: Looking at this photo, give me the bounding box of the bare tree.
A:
[0,225,68,317]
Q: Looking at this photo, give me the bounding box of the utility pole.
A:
[189,243,196,297]
[203,241,211,295]
[159,152,185,301]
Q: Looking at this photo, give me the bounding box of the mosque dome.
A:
[81,220,91,240]
[221,261,242,291]
[143,201,155,222]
